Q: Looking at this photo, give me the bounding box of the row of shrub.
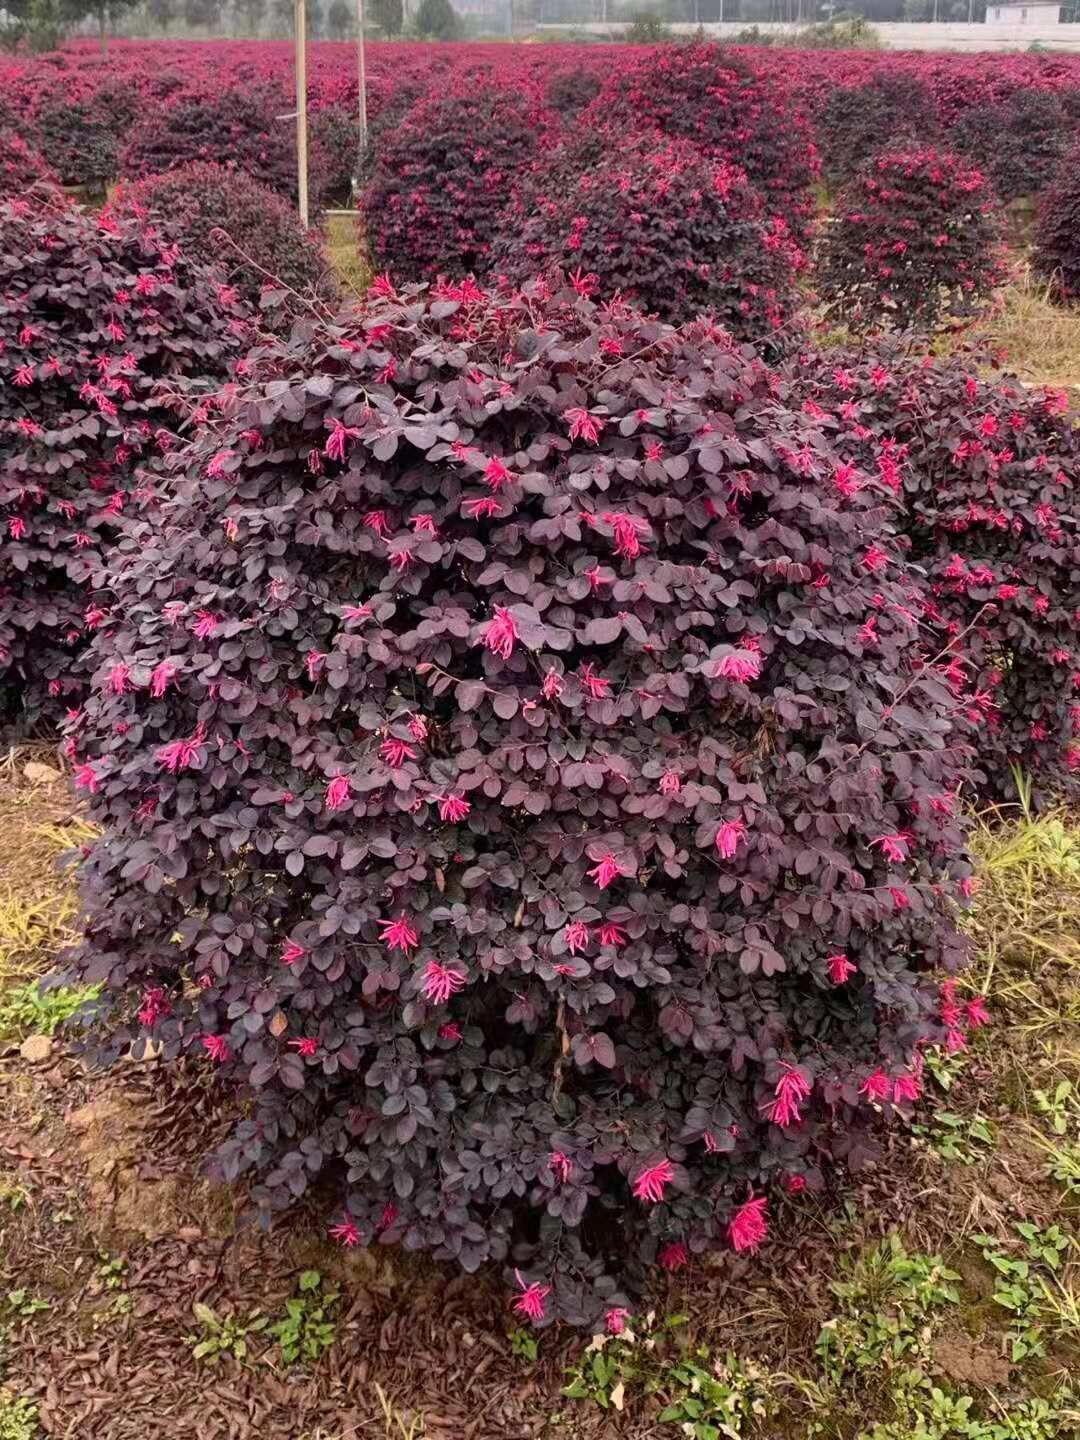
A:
[3,36,1079,202]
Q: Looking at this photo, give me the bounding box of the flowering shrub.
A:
[311,104,359,206]
[595,43,819,249]
[1033,141,1080,304]
[817,149,1007,333]
[0,130,63,202]
[954,88,1075,203]
[360,83,541,281]
[118,87,333,206]
[795,346,1080,794]
[545,63,602,117]
[0,200,252,727]
[109,164,339,330]
[816,72,938,189]
[64,276,975,1328]
[34,96,120,189]
[491,135,795,338]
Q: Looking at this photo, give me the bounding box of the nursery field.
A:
[3,30,1080,1440]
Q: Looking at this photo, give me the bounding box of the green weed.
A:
[269,1270,337,1368]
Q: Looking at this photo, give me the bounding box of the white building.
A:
[985,0,1062,20]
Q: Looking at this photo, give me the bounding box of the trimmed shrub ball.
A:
[1033,141,1080,304]
[118,87,333,207]
[33,96,120,190]
[795,344,1080,797]
[62,275,975,1331]
[954,88,1075,204]
[109,164,339,331]
[360,83,541,282]
[0,130,63,203]
[491,135,797,338]
[0,199,254,728]
[816,72,939,190]
[593,43,819,253]
[817,149,1008,334]
[545,64,603,117]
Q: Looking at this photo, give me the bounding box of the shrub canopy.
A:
[0,200,252,727]
[817,148,1007,334]
[1033,140,1080,305]
[65,278,974,1328]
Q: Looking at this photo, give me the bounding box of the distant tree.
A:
[183,0,216,24]
[326,0,352,32]
[307,0,323,30]
[414,0,459,35]
[144,0,175,31]
[234,0,265,31]
[271,0,292,30]
[370,0,402,32]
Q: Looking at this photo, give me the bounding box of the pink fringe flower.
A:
[605,1307,630,1335]
[563,920,590,954]
[380,736,418,768]
[892,1070,922,1104]
[150,661,176,698]
[73,763,100,793]
[565,407,604,445]
[482,607,518,660]
[586,852,626,890]
[329,1218,362,1248]
[107,663,131,695]
[192,610,220,640]
[715,819,747,860]
[550,1151,573,1184]
[289,1037,318,1057]
[860,1069,891,1102]
[155,728,206,773]
[422,961,466,1005]
[137,987,170,1026]
[828,952,857,985]
[659,1241,688,1272]
[713,650,761,683]
[729,1195,769,1254]
[872,832,911,864]
[438,794,471,823]
[281,939,306,966]
[379,913,419,954]
[597,921,626,948]
[325,775,352,811]
[578,663,611,700]
[512,1272,550,1324]
[966,995,990,1028]
[483,456,513,490]
[764,1064,811,1129]
[659,769,681,796]
[438,1021,462,1043]
[632,1158,675,1204]
[202,1034,231,1064]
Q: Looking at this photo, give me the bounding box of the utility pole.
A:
[356,0,368,156]
[294,0,309,227]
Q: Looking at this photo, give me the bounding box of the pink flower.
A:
[966,995,990,1029]
[783,1174,808,1194]
[632,1158,675,1204]
[281,939,306,966]
[483,456,513,490]
[828,952,857,985]
[155,730,205,773]
[305,650,327,682]
[206,449,235,479]
[408,713,429,742]
[379,913,420,953]
[764,1064,811,1129]
[363,510,390,537]
[341,602,372,625]
[862,545,889,573]
[8,516,27,540]
[463,495,502,519]
[563,920,590,954]
[137,986,170,1026]
[602,511,650,560]
[324,417,361,463]
[872,832,910,864]
[422,960,466,1005]
[202,1034,231,1064]
[729,1195,769,1254]
[892,1070,922,1104]
[378,1202,399,1232]
[325,775,352,811]
[586,852,626,890]
[550,1151,573,1183]
[106,663,131,695]
[659,769,681,796]
[860,1069,891,1102]
[541,669,563,700]
[289,1037,318,1057]
[380,736,418,768]
[565,407,604,445]
[713,650,761,683]
[659,1241,688,1272]
[578,663,611,700]
[597,921,626,948]
[888,887,910,910]
[150,661,176,698]
[329,1218,362,1248]
[605,1307,630,1335]
[438,1021,462,1043]
[512,1272,550,1324]
[715,819,747,860]
[192,610,220,640]
[438,793,471,823]
[482,607,518,660]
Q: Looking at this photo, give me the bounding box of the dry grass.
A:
[970,264,1080,393]
[323,211,372,301]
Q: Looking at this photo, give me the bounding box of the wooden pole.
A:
[356,0,368,156]
[294,0,310,229]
